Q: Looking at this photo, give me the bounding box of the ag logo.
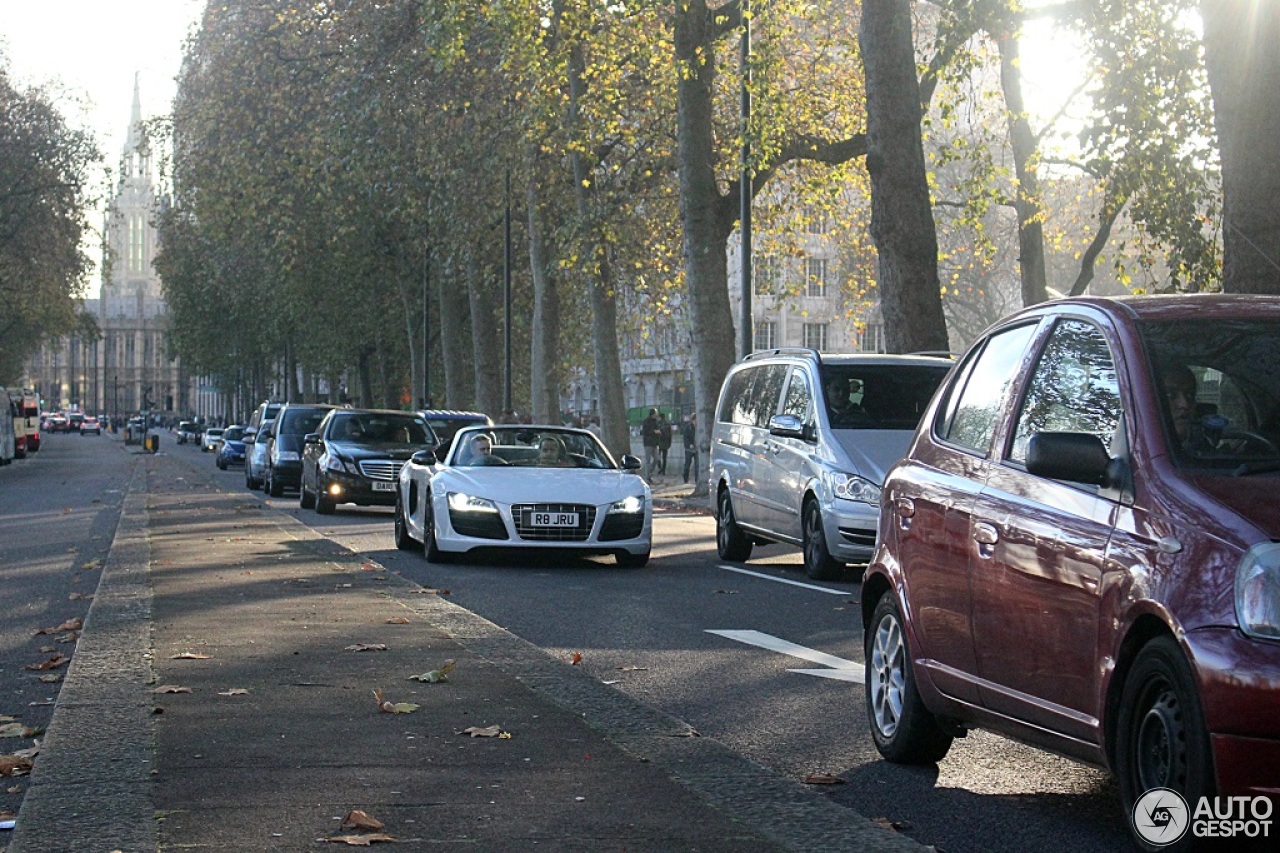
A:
[1132,787,1189,846]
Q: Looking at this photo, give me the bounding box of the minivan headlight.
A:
[1236,543,1280,640]
[826,471,881,505]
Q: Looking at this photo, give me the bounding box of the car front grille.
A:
[599,512,644,542]
[448,510,508,540]
[513,503,596,542]
[358,459,405,481]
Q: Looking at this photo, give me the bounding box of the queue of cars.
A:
[180,294,1279,847]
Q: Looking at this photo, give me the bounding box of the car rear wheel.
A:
[803,500,843,580]
[716,489,753,562]
[393,499,415,551]
[616,550,650,569]
[865,592,953,764]
[1115,636,1213,852]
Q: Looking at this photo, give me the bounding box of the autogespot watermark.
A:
[1132,787,1273,846]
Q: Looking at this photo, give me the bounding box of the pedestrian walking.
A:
[681,413,699,485]
[641,408,661,479]
[657,412,672,475]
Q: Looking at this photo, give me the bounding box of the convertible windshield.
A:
[1141,318,1280,471]
[450,427,616,469]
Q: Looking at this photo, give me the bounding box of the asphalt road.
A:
[4,435,1135,851]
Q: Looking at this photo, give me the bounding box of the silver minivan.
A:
[710,349,952,579]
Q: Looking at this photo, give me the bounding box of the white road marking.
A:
[706,629,865,684]
[717,564,848,595]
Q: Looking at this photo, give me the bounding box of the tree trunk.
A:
[1202,0,1280,293]
[997,31,1048,306]
[527,177,560,423]
[859,0,949,353]
[436,250,470,409]
[467,252,503,416]
[674,0,738,497]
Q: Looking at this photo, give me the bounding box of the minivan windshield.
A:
[1142,318,1280,472]
[820,364,951,430]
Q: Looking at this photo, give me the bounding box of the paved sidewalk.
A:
[6,446,919,852]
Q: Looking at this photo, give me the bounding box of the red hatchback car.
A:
[864,295,1280,850]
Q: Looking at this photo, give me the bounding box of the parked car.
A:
[416,409,492,455]
[244,421,272,489]
[263,404,339,497]
[862,294,1280,850]
[216,425,249,469]
[201,427,224,452]
[175,421,199,445]
[300,409,437,514]
[395,424,651,567]
[80,415,102,435]
[710,348,952,579]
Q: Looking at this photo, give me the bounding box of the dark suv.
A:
[263,404,338,497]
[864,295,1280,849]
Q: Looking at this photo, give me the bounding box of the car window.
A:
[937,323,1038,455]
[1009,320,1121,464]
[280,408,327,435]
[781,368,812,421]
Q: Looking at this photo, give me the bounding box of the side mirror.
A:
[1026,432,1111,486]
[302,432,320,445]
[411,449,437,467]
[768,413,805,439]
[620,454,643,471]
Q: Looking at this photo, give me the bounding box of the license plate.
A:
[372,481,396,492]
[530,511,578,527]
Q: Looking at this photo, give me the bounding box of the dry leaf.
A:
[715,589,739,594]
[217,689,250,696]
[385,616,411,624]
[414,587,450,595]
[24,655,69,671]
[409,660,455,683]
[34,618,82,635]
[81,559,102,571]
[56,632,79,643]
[459,725,511,739]
[340,810,385,831]
[803,773,844,786]
[68,592,93,601]
[0,723,28,738]
[870,816,911,832]
[39,645,56,654]
[372,689,419,714]
[345,643,388,652]
[6,785,21,794]
[360,560,380,571]
[570,652,583,665]
[617,665,648,672]
[38,674,62,684]
[171,652,212,660]
[153,685,192,694]
[0,755,33,777]
[323,834,397,846]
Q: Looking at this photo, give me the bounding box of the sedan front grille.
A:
[358,459,405,481]
[513,503,596,542]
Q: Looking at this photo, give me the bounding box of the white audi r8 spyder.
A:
[394,424,652,567]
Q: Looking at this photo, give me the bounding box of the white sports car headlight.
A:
[825,471,881,505]
[448,492,498,513]
[1236,543,1280,640]
[609,495,645,514]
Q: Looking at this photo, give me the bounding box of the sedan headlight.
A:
[825,471,881,505]
[1236,543,1280,640]
[325,455,359,475]
[609,495,646,514]
[447,492,498,513]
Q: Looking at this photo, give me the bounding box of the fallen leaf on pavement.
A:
[6,785,21,794]
[171,652,212,660]
[38,674,62,683]
[35,618,82,635]
[409,660,455,683]
[68,592,93,601]
[413,588,450,595]
[803,773,844,785]
[39,645,56,654]
[372,689,419,714]
[340,810,385,831]
[345,644,388,652]
[617,665,648,672]
[217,689,250,696]
[323,833,397,846]
[870,816,911,832]
[459,725,511,739]
[0,723,36,739]
[0,755,33,776]
[81,559,102,571]
[385,617,411,624]
[714,589,739,594]
[570,652,583,665]
[24,655,69,671]
[153,685,192,694]
[360,560,380,571]
[56,632,79,643]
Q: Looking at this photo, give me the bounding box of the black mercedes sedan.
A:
[300,409,437,514]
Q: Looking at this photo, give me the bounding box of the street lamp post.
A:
[739,0,753,361]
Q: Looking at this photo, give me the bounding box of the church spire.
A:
[125,72,143,153]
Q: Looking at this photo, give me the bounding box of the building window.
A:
[805,207,828,234]
[858,323,885,353]
[753,320,777,351]
[753,254,782,295]
[803,322,828,351]
[805,258,828,298]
